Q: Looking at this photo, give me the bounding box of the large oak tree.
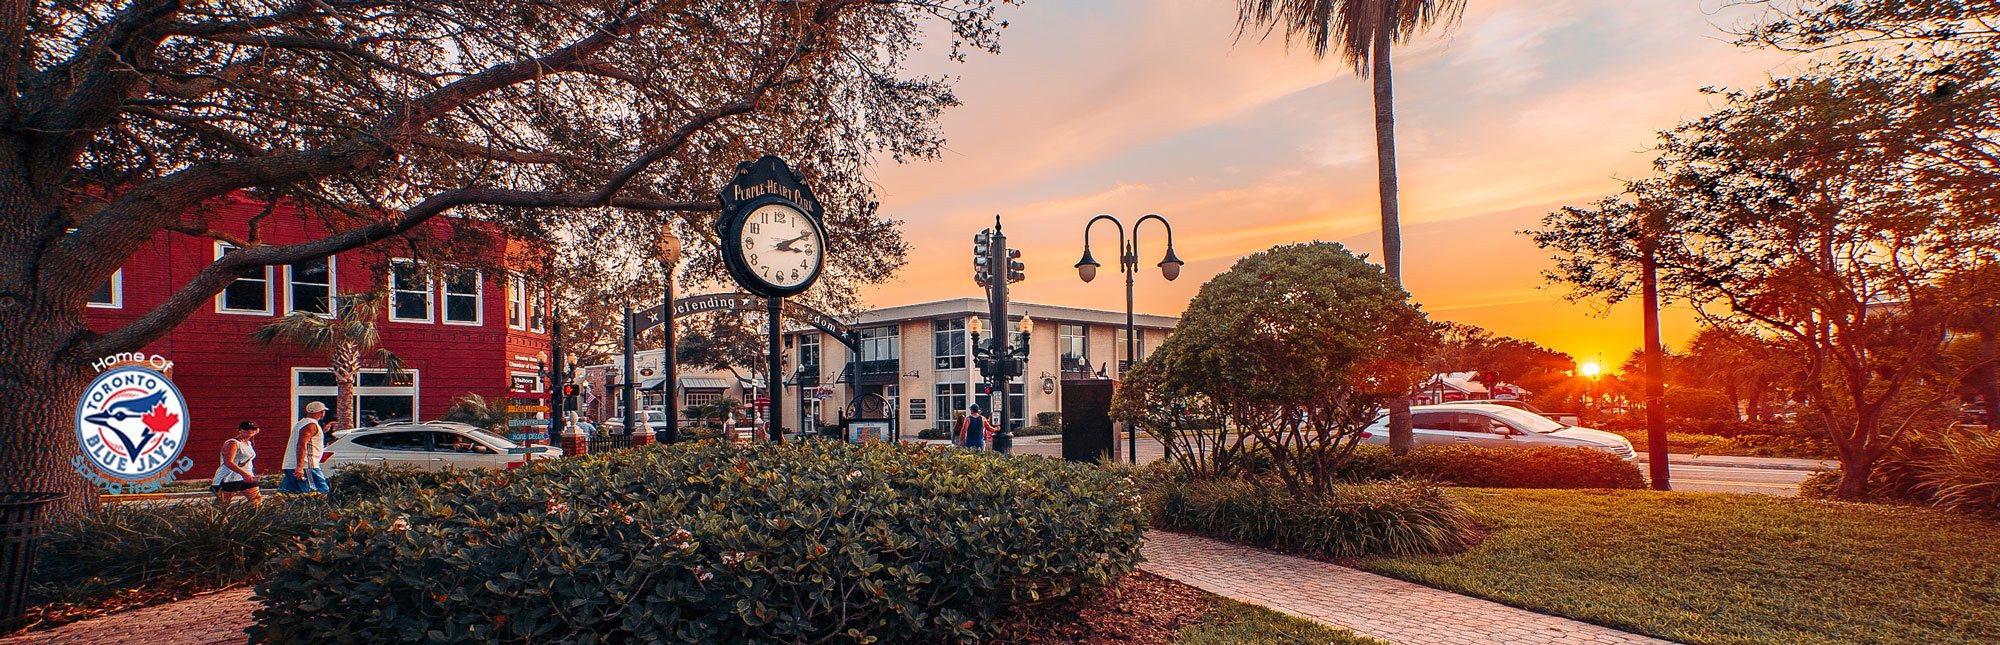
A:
[3,0,1010,512]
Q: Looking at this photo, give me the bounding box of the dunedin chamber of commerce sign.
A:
[72,354,194,494]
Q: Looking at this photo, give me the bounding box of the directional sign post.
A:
[508,433,550,441]
[507,404,550,413]
[507,446,551,454]
[508,419,552,428]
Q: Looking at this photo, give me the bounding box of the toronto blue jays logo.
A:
[74,365,191,481]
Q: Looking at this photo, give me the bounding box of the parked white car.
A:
[604,410,670,434]
[1359,403,1636,461]
[325,421,562,471]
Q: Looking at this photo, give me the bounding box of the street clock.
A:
[717,156,827,298]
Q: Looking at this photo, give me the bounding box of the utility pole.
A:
[622,302,637,437]
[1641,234,1671,491]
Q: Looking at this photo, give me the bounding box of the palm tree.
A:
[252,290,406,432]
[1235,0,1466,453]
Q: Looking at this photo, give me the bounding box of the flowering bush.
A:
[252,441,1145,643]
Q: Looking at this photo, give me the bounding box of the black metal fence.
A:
[585,434,636,455]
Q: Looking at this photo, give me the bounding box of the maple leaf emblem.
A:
[141,403,180,435]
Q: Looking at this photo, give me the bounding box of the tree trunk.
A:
[0,158,99,516]
[1980,320,1997,427]
[1369,17,1414,456]
[1724,383,1743,421]
[1834,444,1876,499]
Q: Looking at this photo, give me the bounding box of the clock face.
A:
[735,203,823,291]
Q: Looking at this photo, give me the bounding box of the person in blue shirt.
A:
[956,404,994,450]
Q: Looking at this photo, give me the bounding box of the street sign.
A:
[507,419,551,427]
[507,392,549,400]
[507,446,551,454]
[507,405,550,413]
[508,433,549,441]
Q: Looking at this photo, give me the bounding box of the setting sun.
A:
[1579,362,1603,378]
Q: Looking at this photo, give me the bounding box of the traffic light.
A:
[561,384,578,398]
[973,229,992,287]
[1006,248,1025,284]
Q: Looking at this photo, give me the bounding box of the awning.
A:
[680,376,731,390]
[638,376,668,391]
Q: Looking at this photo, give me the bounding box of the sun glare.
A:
[1579,362,1602,378]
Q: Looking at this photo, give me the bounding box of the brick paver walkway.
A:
[1,589,253,645]
[1142,531,1676,645]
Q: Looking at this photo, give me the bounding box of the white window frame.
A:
[289,367,421,425]
[283,255,337,318]
[528,282,547,333]
[441,268,483,326]
[388,259,433,323]
[88,269,123,309]
[507,274,526,330]
[214,242,273,316]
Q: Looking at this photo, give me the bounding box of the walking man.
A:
[281,401,330,495]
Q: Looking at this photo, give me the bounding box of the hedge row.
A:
[1337,445,1647,489]
[253,441,1146,643]
[1146,478,1475,558]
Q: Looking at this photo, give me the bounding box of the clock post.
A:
[716,156,828,444]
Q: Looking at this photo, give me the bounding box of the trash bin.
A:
[0,492,63,633]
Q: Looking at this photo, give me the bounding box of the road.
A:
[1006,436,1815,496]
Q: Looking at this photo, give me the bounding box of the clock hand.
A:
[773,231,812,252]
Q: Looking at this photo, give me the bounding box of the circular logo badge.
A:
[74,365,191,481]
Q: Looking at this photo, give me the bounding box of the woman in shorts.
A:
[212,421,262,506]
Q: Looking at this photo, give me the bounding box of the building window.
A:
[286,257,334,316]
[528,282,547,333]
[1116,328,1147,364]
[935,382,967,430]
[292,367,419,427]
[685,391,720,409]
[933,318,966,369]
[507,275,526,329]
[1009,381,1026,428]
[802,397,821,428]
[1059,324,1088,370]
[442,269,481,325]
[215,242,272,315]
[798,333,821,371]
[88,270,122,309]
[860,325,899,362]
[389,260,432,322]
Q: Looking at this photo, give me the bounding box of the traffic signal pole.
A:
[990,219,1013,454]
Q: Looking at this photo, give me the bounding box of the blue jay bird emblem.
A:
[74,365,191,481]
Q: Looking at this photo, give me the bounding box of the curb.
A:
[1638,456,1831,472]
[102,488,278,503]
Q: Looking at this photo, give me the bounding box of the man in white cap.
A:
[280,401,330,495]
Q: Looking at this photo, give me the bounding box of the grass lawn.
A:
[1354,488,2000,645]
[1174,598,1386,645]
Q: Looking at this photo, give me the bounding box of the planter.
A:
[0,492,62,632]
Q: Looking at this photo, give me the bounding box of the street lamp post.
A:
[971,313,1033,453]
[1076,214,1183,463]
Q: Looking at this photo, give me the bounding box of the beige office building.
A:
[779,298,1178,436]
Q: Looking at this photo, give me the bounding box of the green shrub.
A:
[1015,424,1060,436]
[1147,478,1474,558]
[1807,428,2000,517]
[1798,470,1842,499]
[1036,411,1062,427]
[253,441,1145,643]
[326,463,476,504]
[1391,445,1647,489]
[29,499,326,613]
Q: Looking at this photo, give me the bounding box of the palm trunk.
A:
[332,343,361,434]
[1370,20,1414,455]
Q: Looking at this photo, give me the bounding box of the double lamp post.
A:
[1075,213,1182,463]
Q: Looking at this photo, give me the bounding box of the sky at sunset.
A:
[856,0,1810,366]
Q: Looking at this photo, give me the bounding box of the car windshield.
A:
[1486,407,1565,433]
[463,428,519,449]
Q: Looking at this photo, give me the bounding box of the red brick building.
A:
[84,194,552,478]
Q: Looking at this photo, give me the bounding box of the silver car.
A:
[325,421,562,471]
[1359,403,1636,461]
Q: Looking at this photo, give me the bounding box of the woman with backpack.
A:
[955,404,994,450]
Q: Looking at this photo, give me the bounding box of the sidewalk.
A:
[1141,530,1676,645]
[0,589,253,645]
[1638,453,1831,472]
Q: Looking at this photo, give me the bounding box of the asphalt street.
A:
[1005,435,1815,496]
